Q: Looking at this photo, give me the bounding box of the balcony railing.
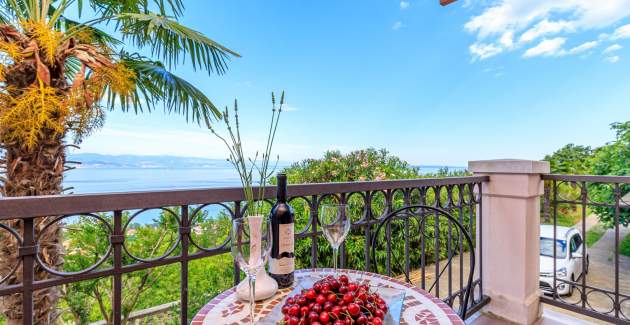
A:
[0,176,488,325]
[542,174,630,325]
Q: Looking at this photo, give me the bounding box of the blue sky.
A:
[76,0,630,166]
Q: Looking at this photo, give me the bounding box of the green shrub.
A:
[620,233,630,257]
[585,224,606,247]
[282,148,474,276]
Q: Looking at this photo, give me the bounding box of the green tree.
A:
[542,144,595,225]
[280,148,473,274]
[543,144,594,174]
[284,148,420,183]
[0,1,238,322]
[59,208,234,324]
[590,122,630,227]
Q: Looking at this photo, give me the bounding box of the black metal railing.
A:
[542,174,630,325]
[0,176,488,324]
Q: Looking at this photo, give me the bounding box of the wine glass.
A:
[319,204,351,276]
[231,215,272,324]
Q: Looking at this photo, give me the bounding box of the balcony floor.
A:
[466,307,602,325]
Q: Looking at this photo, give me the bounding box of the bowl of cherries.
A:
[274,274,401,325]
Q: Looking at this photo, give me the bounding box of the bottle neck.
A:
[277,174,287,202]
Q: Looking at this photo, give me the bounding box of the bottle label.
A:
[269,256,294,274]
[270,223,294,274]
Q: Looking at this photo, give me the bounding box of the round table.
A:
[191,268,464,325]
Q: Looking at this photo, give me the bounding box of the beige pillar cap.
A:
[468,159,550,174]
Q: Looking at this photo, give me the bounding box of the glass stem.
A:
[333,247,338,276]
[248,274,257,325]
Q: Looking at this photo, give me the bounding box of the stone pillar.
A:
[468,159,550,325]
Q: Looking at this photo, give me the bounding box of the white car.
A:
[539,225,589,296]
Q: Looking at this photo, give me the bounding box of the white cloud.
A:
[523,38,566,58]
[499,31,515,48]
[606,55,620,63]
[519,20,574,43]
[567,40,598,55]
[282,104,299,112]
[392,21,403,30]
[469,42,503,60]
[400,1,409,10]
[603,44,623,54]
[464,0,630,60]
[611,24,630,40]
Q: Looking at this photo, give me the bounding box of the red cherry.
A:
[289,316,300,325]
[312,304,322,313]
[374,309,384,319]
[348,283,358,292]
[300,305,310,316]
[323,301,333,311]
[319,311,330,323]
[321,284,331,294]
[357,315,368,324]
[298,297,307,306]
[339,274,349,284]
[330,279,341,290]
[313,283,322,292]
[372,317,383,325]
[339,285,348,294]
[286,297,295,305]
[281,304,289,315]
[316,294,327,305]
[305,289,317,300]
[347,303,360,316]
[309,311,320,322]
[312,322,322,325]
[327,293,337,303]
[342,293,354,304]
[331,305,342,317]
[289,305,300,316]
[334,321,345,325]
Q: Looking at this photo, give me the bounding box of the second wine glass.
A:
[319,204,351,276]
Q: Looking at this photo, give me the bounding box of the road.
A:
[545,217,630,324]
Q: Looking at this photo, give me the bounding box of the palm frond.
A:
[113,55,221,124]
[77,0,184,18]
[116,13,240,75]
[0,4,12,24]
[3,0,30,21]
[62,16,122,47]
[64,55,83,81]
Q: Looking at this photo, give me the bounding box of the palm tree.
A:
[0,0,239,323]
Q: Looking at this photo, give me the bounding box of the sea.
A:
[63,165,466,194]
[61,164,465,224]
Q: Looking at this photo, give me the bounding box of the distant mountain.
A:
[68,153,235,169]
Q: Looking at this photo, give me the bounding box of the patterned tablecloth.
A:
[191,268,464,325]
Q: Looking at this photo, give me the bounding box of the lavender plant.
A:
[209,92,284,215]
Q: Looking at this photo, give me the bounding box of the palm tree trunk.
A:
[0,134,65,324]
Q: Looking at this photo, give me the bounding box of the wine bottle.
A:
[269,173,295,288]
